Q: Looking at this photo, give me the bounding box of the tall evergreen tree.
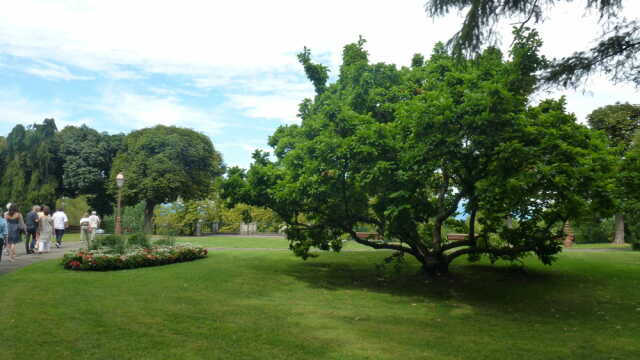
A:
[425,0,640,87]
[0,119,63,210]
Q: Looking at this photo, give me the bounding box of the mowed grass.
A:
[175,235,372,250]
[2,250,639,360]
[571,242,632,249]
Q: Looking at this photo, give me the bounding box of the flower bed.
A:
[61,245,208,271]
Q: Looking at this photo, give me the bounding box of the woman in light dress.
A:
[36,206,54,254]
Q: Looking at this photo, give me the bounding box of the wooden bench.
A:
[355,232,382,240]
[446,233,478,241]
[355,232,383,241]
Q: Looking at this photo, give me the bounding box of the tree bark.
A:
[422,253,449,275]
[613,214,625,244]
[144,201,156,234]
[505,215,513,229]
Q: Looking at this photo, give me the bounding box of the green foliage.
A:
[127,232,151,248]
[219,203,283,233]
[93,234,126,251]
[104,201,147,234]
[155,197,222,236]
[58,125,124,215]
[0,119,62,210]
[55,196,89,226]
[223,32,616,273]
[425,0,639,87]
[154,235,176,247]
[588,102,640,152]
[573,217,614,243]
[110,125,224,232]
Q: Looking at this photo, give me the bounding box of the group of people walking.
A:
[0,203,95,263]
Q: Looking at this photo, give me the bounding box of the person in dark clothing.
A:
[25,205,40,254]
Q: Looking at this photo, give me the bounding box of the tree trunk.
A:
[144,201,156,234]
[421,253,449,275]
[613,214,625,244]
[505,215,513,229]
[432,220,443,252]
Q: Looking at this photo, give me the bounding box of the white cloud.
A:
[227,94,305,124]
[24,61,92,81]
[0,90,69,129]
[1,0,639,166]
[95,90,225,134]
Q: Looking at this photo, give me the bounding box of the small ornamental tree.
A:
[110,125,224,233]
[223,30,614,274]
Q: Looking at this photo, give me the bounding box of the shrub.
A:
[94,234,126,250]
[103,202,146,234]
[127,232,150,248]
[573,217,613,243]
[61,245,208,271]
[154,235,176,247]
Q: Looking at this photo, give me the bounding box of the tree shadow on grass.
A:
[275,255,601,318]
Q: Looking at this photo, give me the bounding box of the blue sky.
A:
[1,0,638,169]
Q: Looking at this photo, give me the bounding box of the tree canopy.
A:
[110,125,225,232]
[587,102,640,243]
[587,102,640,151]
[0,119,62,208]
[58,125,125,215]
[425,0,640,87]
[223,30,615,274]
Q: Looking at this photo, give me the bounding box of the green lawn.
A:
[174,235,372,250]
[571,242,632,249]
[1,249,639,359]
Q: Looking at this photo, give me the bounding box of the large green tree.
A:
[0,119,63,209]
[620,134,640,248]
[425,0,640,87]
[110,125,224,233]
[587,102,640,243]
[57,125,124,215]
[223,31,614,274]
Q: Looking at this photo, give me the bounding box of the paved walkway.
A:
[0,242,82,275]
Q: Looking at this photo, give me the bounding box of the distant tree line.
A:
[0,121,224,232]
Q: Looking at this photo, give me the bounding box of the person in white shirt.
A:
[51,208,68,248]
[88,211,100,246]
[79,213,91,248]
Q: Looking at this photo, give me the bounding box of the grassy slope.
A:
[1,250,639,360]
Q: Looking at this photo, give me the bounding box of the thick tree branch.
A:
[442,240,473,251]
[348,230,418,257]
